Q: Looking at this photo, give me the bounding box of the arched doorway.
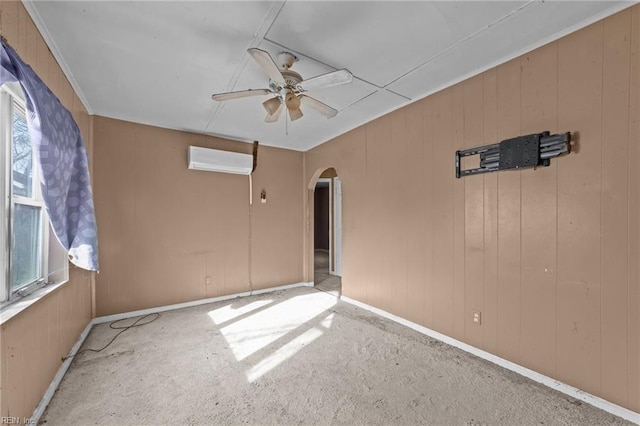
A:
[309,167,342,296]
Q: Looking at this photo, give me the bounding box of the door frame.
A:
[330,177,342,276]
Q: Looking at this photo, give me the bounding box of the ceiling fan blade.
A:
[211,89,271,101]
[288,107,303,121]
[299,95,338,119]
[264,103,283,123]
[296,69,353,92]
[248,48,285,84]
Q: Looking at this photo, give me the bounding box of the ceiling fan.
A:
[211,48,353,123]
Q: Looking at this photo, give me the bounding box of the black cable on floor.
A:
[63,313,160,361]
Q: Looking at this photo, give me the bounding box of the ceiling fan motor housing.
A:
[281,70,303,88]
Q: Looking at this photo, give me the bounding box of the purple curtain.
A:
[1,39,98,271]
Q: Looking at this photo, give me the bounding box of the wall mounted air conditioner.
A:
[188,146,253,175]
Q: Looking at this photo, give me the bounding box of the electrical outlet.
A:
[205,276,212,285]
[472,311,482,325]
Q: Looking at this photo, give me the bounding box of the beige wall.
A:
[92,117,303,316]
[0,0,95,420]
[304,6,639,412]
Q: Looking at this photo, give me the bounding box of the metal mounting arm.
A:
[455,131,571,178]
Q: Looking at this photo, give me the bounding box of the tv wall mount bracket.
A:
[455,131,572,178]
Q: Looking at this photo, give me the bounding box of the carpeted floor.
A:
[41,286,632,425]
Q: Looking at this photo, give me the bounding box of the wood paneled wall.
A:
[92,117,304,316]
[1,0,638,419]
[0,0,94,420]
[304,6,639,412]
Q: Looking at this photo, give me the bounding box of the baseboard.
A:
[340,296,640,425]
[93,282,314,324]
[250,281,314,296]
[31,321,93,425]
[31,281,314,423]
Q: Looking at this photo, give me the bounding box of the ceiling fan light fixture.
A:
[263,97,281,115]
[289,107,303,121]
[264,103,283,123]
[285,92,301,110]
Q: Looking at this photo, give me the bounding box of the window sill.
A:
[0,279,69,326]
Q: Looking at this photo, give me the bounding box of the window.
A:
[1,83,68,305]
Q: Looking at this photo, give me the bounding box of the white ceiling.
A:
[25,1,631,151]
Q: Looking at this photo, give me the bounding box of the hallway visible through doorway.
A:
[313,170,341,296]
[314,249,341,296]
